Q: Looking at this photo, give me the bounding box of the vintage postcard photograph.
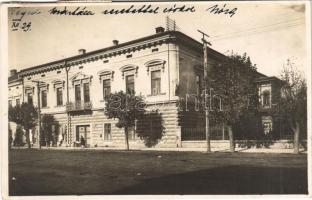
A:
[1,0,311,198]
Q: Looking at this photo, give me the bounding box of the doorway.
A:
[76,125,91,147]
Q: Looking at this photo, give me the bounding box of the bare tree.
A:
[279,59,307,154]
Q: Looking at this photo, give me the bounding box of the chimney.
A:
[113,40,119,46]
[10,69,17,77]
[78,49,86,55]
[155,26,165,34]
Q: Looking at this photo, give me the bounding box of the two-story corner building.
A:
[8,27,285,148]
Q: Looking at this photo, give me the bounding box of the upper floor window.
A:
[151,70,161,95]
[98,70,114,100]
[75,84,81,102]
[103,79,111,99]
[52,80,65,106]
[70,72,92,103]
[16,99,20,107]
[41,90,47,108]
[262,90,271,107]
[83,83,90,102]
[126,75,135,95]
[27,93,33,104]
[56,87,63,106]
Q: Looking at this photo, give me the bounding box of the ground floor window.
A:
[128,126,136,140]
[104,123,112,140]
[261,116,273,135]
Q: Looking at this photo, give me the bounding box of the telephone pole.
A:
[198,29,212,153]
[32,80,43,149]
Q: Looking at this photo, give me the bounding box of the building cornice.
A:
[18,31,228,77]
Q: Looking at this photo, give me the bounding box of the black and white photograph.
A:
[1,1,311,198]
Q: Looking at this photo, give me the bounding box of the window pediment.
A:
[24,85,34,94]
[144,59,166,74]
[120,65,138,79]
[70,72,93,86]
[52,79,65,90]
[39,82,49,91]
[97,69,114,82]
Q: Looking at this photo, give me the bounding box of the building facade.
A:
[8,27,284,148]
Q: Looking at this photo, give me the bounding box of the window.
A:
[151,70,161,95]
[27,93,33,104]
[8,100,12,107]
[41,90,47,108]
[75,85,81,102]
[104,123,112,140]
[262,90,271,107]
[83,83,90,102]
[103,79,111,99]
[56,88,63,106]
[126,75,135,95]
[196,75,202,96]
[16,99,20,106]
[128,126,136,140]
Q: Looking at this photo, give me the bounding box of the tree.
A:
[41,114,59,147]
[14,125,25,147]
[8,124,13,149]
[278,59,307,154]
[104,91,146,150]
[208,52,259,152]
[9,103,37,148]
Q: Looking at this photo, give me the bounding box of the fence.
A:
[181,123,298,141]
[182,125,229,141]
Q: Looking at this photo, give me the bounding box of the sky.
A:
[8,1,308,77]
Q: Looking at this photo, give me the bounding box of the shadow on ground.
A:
[9,150,307,195]
[114,165,307,195]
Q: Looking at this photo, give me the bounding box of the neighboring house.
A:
[255,76,289,139]
[8,27,285,148]
[8,69,23,108]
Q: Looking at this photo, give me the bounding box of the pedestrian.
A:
[80,136,85,148]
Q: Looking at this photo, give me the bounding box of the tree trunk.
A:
[125,126,129,151]
[25,129,31,149]
[228,125,235,153]
[293,121,300,154]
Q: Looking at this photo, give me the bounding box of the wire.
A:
[210,17,304,39]
[211,22,304,42]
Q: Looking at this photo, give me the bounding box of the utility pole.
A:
[32,80,42,149]
[198,29,212,153]
[65,61,71,146]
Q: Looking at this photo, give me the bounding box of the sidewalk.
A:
[14,146,307,154]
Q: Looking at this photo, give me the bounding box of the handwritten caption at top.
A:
[10,4,238,32]
[47,4,237,17]
[10,9,41,32]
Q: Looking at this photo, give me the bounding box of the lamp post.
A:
[198,29,212,153]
